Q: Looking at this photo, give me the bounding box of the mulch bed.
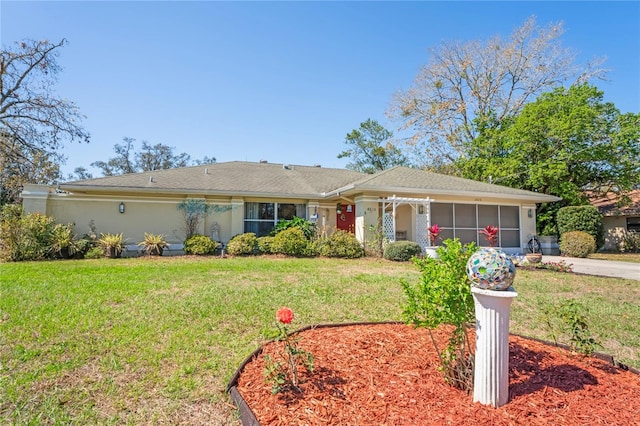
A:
[231,323,640,425]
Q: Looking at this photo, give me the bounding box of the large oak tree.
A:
[0,39,89,202]
[456,84,640,234]
[388,17,606,167]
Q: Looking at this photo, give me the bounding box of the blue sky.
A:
[2,1,639,178]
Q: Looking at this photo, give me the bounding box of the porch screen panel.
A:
[455,204,476,228]
[478,205,499,228]
[457,229,478,245]
[439,229,455,241]
[455,204,476,245]
[500,206,519,228]
[431,203,453,227]
[500,206,520,248]
[501,230,520,248]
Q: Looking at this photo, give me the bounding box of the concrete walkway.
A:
[542,256,640,281]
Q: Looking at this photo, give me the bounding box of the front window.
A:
[628,217,640,233]
[244,202,306,236]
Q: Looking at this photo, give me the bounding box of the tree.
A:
[67,166,93,181]
[0,133,61,203]
[90,137,213,176]
[135,141,191,171]
[192,156,217,166]
[337,118,408,174]
[1,39,89,203]
[457,84,640,235]
[388,17,606,167]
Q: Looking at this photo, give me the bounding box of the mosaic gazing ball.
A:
[466,248,516,291]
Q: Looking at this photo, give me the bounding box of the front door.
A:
[337,204,356,233]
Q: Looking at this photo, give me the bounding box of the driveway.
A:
[542,256,640,281]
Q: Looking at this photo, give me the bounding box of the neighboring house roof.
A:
[59,161,560,203]
[589,189,640,216]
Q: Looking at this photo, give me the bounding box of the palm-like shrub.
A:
[98,233,127,258]
[138,233,169,256]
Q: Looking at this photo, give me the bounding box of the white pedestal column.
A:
[471,286,518,407]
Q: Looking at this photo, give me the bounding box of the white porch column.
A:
[354,195,379,245]
[471,286,518,408]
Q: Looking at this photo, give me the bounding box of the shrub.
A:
[226,233,258,256]
[272,216,316,240]
[98,233,127,258]
[50,223,80,258]
[401,238,478,392]
[557,206,604,249]
[85,246,104,259]
[184,234,218,255]
[257,236,275,254]
[559,230,596,258]
[139,233,170,256]
[618,230,640,253]
[383,241,422,261]
[271,227,315,257]
[316,230,365,258]
[0,204,57,262]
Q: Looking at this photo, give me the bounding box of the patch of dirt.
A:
[234,323,640,425]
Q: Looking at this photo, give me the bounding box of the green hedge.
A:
[384,241,423,261]
[184,234,219,255]
[271,227,315,257]
[316,230,365,259]
[557,206,604,249]
[226,233,259,256]
[560,230,596,258]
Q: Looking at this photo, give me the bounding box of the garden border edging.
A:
[226,322,639,426]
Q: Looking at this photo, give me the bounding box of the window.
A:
[430,202,521,248]
[244,202,306,236]
[628,217,640,233]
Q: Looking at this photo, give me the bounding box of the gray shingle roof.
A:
[60,162,559,202]
[61,161,366,197]
[330,166,560,201]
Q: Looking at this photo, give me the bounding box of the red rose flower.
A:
[276,307,294,324]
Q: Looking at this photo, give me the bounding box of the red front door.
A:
[336,205,356,233]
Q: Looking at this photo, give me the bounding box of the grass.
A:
[587,252,640,263]
[1,256,639,424]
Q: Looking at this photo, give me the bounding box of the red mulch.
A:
[234,323,640,425]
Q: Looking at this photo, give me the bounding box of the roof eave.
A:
[58,184,321,199]
[337,184,561,203]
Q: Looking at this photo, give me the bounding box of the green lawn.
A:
[1,256,638,424]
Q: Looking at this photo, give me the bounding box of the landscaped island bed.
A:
[234,323,640,425]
